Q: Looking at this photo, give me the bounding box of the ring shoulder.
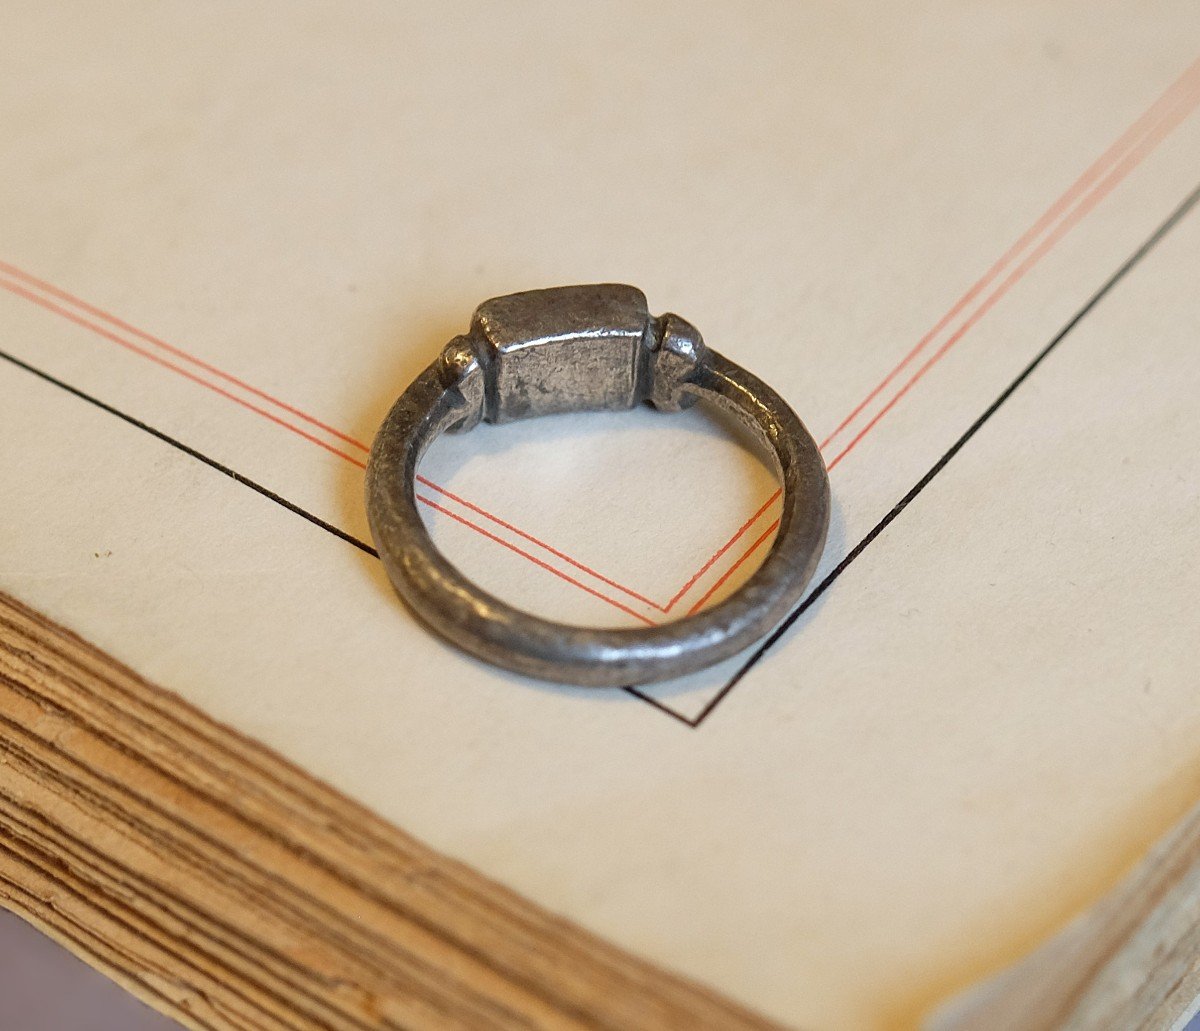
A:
[644,312,707,413]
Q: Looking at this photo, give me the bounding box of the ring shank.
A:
[365,348,830,687]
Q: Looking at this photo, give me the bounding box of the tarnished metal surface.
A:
[366,285,830,687]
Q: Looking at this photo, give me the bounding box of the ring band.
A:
[366,284,830,687]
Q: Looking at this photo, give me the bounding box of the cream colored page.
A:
[3,3,1200,1027]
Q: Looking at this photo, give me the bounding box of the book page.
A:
[3,3,1200,1026]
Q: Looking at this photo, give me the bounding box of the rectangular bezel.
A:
[471,284,650,422]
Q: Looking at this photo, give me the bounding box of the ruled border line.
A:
[2,61,1199,724]
[5,180,1198,727]
[3,57,1198,625]
[640,179,1200,728]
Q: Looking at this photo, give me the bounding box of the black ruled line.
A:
[5,179,1197,730]
[0,350,378,559]
[0,349,697,721]
[683,179,1200,728]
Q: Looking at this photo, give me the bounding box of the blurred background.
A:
[0,911,178,1030]
[2,906,1199,1030]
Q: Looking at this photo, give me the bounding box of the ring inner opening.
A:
[415,398,782,629]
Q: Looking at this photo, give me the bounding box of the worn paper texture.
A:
[3,3,1200,1027]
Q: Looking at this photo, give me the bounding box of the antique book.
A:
[2,3,1199,1028]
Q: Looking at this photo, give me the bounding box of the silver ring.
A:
[366,285,830,687]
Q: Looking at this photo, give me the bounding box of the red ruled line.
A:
[0,258,371,454]
[0,256,765,617]
[681,54,1200,607]
[415,475,666,612]
[0,267,665,612]
[416,495,657,626]
[0,270,667,619]
[0,277,370,470]
[663,488,782,612]
[817,55,1200,456]
[687,518,782,616]
[826,57,1200,471]
[3,55,1197,625]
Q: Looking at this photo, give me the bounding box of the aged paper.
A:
[3,3,1200,1026]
